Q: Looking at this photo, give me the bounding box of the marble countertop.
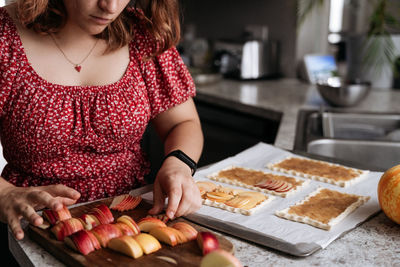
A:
[9,78,400,266]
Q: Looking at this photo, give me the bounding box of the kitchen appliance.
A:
[212,40,280,79]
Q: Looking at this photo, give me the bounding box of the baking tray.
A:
[180,143,382,257]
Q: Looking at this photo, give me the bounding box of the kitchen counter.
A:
[9,78,400,266]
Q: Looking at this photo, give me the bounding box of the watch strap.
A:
[163,150,197,176]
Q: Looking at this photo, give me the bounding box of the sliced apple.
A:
[196,181,218,196]
[116,215,141,235]
[169,227,188,244]
[42,205,72,225]
[51,217,84,241]
[110,194,142,211]
[89,204,114,224]
[36,221,50,230]
[65,229,97,255]
[205,192,234,202]
[197,232,219,255]
[108,235,143,259]
[171,222,198,241]
[86,229,101,250]
[134,233,162,254]
[217,187,245,195]
[274,182,293,192]
[225,196,258,210]
[149,226,179,246]
[145,214,170,223]
[79,214,100,230]
[264,180,286,191]
[91,224,122,247]
[137,217,167,232]
[114,222,135,236]
[200,249,242,267]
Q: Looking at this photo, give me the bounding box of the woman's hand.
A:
[0,184,80,240]
[149,156,202,219]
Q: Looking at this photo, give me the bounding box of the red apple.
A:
[79,214,100,230]
[91,224,122,247]
[197,232,220,255]
[200,249,242,267]
[137,217,166,232]
[65,230,95,255]
[86,229,101,250]
[116,215,140,235]
[110,194,142,211]
[51,218,84,241]
[114,222,135,236]
[95,204,114,223]
[171,222,198,241]
[42,205,72,225]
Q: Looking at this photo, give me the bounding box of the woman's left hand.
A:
[148,156,202,219]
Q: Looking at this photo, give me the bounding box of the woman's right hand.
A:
[0,184,80,240]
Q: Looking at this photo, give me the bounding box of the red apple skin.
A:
[43,205,72,225]
[68,230,95,255]
[114,222,135,236]
[117,215,140,235]
[51,218,84,241]
[197,232,220,255]
[86,230,101,250]
[89,208,110,225]
[91,224,122,247]
[94,204,114,223]
[79,214,99,230]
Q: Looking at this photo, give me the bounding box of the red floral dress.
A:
[0,8,196,202]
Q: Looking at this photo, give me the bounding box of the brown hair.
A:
[15,0,181,56]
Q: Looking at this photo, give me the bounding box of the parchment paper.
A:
[144,143,382,256]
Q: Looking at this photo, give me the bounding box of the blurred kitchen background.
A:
[178,0,400,88]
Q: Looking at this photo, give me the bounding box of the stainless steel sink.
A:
[294,109,400,171]
[307,139,400,170]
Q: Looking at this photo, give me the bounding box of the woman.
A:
[0,0,203,245]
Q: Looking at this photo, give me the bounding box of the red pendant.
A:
[74,65,82,72]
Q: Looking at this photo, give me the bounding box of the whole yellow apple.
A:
[378,164,400,224]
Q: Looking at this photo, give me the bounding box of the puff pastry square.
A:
[267,157,369,187]
[275,187,370,230]
[196,181,274,215]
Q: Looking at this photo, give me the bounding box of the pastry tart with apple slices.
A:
[201,185,274,215]
[208,166,309,197]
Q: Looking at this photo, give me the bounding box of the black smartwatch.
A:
[163,149,197,176]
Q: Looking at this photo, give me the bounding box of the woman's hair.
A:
[16,0,181,56]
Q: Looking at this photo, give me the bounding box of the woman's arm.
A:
[0,178,80,240]
[148,97,204,219]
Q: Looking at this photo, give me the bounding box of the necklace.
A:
[49,34,99,72]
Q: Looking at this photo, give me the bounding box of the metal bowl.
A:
[316,77,371,107]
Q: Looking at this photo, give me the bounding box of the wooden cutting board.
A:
[28,197,234,267]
